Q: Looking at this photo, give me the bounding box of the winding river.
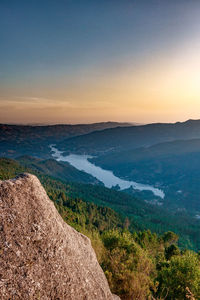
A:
[50,145,165,199]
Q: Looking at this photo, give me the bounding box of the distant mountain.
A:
[0,122,131,158]
[92,138,200,167]
[57,119,200,155]
[17,155,101,185]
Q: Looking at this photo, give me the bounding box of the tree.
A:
[162,231,179,246]
[165,244,180,260]
[101,230,155,299]
[157,251,200,299]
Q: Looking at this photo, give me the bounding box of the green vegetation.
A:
[17,155,101,185]
[157,251,200,299]
[100,230,200,299]
[1,157,200,299]
[1,157,200,251]
[0,157,124,234]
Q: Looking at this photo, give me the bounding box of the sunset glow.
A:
[1,0,200,124]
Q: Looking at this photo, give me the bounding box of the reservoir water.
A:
[50,145,165,199]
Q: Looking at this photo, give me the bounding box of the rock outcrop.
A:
[0,173,119,300]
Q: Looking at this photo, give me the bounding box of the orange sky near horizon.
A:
[1,1,200,124]
[1,45,200,125]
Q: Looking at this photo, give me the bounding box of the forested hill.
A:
[1,157,200,251]
[0,157,124,234]
[16,155,101,185]
[1,157,200,299]
[58,119,200,155]
[0,122,130,158]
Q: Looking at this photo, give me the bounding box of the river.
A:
[50,145,165,199]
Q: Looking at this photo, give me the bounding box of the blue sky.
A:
[1,0,200,124]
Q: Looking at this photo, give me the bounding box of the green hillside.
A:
[17,155,101,185]
[1,157,200,251]
[0,157,123,233]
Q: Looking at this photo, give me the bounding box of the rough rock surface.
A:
[0,173,119,300]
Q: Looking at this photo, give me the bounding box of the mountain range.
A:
[0,122,131,158]
[56,119,200,155]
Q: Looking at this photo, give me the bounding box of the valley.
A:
[50,145,164,198]
[3,1,200,297]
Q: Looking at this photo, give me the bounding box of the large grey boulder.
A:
[0,173,119,299]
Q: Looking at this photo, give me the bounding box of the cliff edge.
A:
[0,173,119,299]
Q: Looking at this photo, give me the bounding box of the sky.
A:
[1,0,200,124]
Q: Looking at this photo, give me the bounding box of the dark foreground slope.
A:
[0,174,118,300]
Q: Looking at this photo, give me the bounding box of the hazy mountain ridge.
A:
[0,122,131,158]
[57,119,200,155]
